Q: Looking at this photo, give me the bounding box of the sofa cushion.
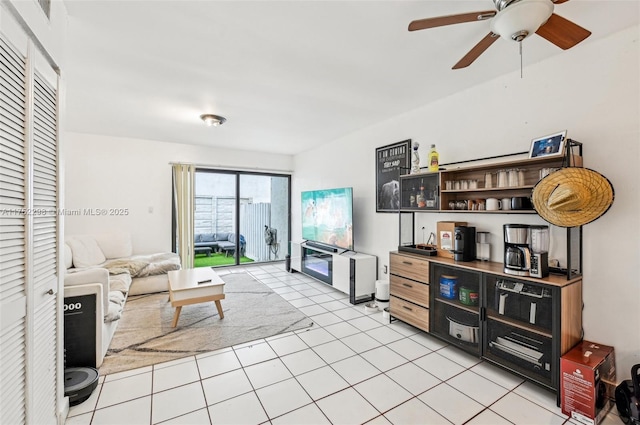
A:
[200,233,215,242]
[217,241,235,250]
[194,241,218,248]
[227,233,236,242]
[67,236,106,268]
[216,232,230,242]
[94,232,133,259]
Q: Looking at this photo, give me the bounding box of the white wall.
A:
[293,26,640,377]
[63,133,293,254]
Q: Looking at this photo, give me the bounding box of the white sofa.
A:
[64,232,180,367]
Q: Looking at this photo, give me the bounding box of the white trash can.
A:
[375,279,390,309]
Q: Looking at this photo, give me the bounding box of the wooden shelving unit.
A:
[399,152,582,213]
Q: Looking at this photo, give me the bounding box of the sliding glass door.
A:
[191,169,290,268]
[239,174,289,264]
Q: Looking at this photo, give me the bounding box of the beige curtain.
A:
[172,163,196,269]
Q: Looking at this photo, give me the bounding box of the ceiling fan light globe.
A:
[490,0,554,42]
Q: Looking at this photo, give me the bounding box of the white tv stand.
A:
[290,241,377,304]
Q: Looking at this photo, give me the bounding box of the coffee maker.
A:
[503,224,531,276]
[453,226,476,262]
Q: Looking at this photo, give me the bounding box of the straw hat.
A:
[531,168,614,227]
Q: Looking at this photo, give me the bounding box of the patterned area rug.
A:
[99,271,314,375]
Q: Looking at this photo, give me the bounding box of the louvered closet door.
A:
[0,35,28,425]
[30,70,59,424]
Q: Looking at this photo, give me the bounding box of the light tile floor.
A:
[66,263,623,425]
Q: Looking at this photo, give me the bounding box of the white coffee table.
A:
[168,268,225,327]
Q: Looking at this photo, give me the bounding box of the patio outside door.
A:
[239,174,290,265]
[193,170,290,268]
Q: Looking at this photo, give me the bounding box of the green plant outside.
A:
[193,252,254,268]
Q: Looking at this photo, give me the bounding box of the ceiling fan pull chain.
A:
[519,40,523,79]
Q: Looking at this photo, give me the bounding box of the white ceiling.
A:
[63,1,639,155]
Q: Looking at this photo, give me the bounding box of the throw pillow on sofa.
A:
[200,233,215,242]
[215,232,230,242]
[66,235,106,268]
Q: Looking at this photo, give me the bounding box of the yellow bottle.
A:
[428,144,439,172]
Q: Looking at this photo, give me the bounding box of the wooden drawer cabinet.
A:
[389,252,430,332]
[390,275,429,308]
[390,296,429,331]
[390,252,429,283]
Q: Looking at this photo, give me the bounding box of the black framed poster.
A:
[376,139,411,213]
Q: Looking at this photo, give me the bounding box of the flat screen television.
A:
[301,187,354,251]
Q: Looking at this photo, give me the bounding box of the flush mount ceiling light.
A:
[200,114,227,127]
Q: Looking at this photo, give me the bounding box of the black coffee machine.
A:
[453,226,476,262]
[503,224,532,276]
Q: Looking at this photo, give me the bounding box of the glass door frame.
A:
[172,168,291,267]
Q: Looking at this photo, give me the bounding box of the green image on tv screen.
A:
[301,187,353,250]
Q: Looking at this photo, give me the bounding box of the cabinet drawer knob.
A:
[402,283,413,288]
[402,305,413,311]
[402,261,413,265]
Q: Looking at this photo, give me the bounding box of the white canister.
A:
[501,198,511,210]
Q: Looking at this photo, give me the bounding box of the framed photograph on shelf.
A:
[528,130,567,159]
[376,139,411,213]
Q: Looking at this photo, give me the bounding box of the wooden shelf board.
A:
[442,186,535,192]
[399,209,536,213]
[486,312,553,338]
[434,297,479,314]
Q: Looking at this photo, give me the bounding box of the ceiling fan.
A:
[409,0,591,69]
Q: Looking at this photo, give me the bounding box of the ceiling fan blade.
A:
[552,0,570,4]
[452,32,499,69]
[536,13,591,50]
[408,11,496,31]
